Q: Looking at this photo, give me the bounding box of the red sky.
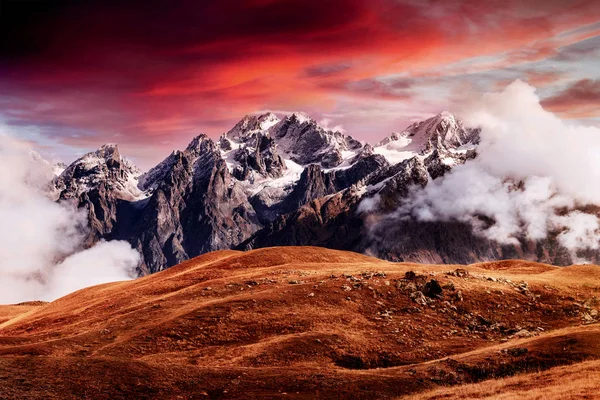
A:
[0,0,599,168]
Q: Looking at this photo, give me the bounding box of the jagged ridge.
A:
[41,111,591,274]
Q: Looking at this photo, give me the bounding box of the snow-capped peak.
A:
[185,134,215,157]
[373,112,480,165]
[55,144,146,201]
[287,112,311,125]
[226,113,282,143]
[257,112,280,130]
[437,110,455,122]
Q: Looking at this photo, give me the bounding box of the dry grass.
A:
[0,246,598,399]
[405,359,600,400]
[0,303,45,325]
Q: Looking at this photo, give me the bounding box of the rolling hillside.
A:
[0,247,599,399]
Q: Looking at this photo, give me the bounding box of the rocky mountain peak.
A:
[54,143,143,201]
[404,112,479,152]
[373,112,480,166]
[185,134,215,157]
[226,113,281,143]
[285,112,312,125]
[96,143,120,159]
[270,112,363,168]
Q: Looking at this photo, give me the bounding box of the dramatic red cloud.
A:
[0,0,599,166]
[541,79,600,118]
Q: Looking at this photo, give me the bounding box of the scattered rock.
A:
[362,271,386,279]
[513,329,532,338]
[454,291,463,302]
[404,271,417,280]
[504,347,528,356]
[448,269,469,278]
[582,312,595,323]
[583,298,599,309]
[410,291,428,306]
[442,282,455,291]
[476,315,492,326]
[423,280,443,298]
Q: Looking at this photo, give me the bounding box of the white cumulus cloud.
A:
[0,132,139,304]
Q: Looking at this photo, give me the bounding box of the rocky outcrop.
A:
[232,133,286,180]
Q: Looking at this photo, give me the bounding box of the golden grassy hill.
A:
[0,246,599,399]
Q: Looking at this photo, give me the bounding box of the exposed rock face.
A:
[47,111,596,274]
[271,113,363,168]
[53,144,145,244]
[232,133,286,180]
[130,135,261,274]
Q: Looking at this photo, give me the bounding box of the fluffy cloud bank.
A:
[0,133,139,304]
[399,80,600,260]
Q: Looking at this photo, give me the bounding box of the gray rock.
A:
[410,291,428,306]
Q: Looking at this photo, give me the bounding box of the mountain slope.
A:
[0,247,599,399]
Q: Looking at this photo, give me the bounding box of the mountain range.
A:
[40,111,593,275]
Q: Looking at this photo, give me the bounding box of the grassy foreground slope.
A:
[0,246,599,399]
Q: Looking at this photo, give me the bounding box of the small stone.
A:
[404,271,417,280]
[583,312,594,323]
[410,291,428,306]
[506,347,528,357]
[513,329,532,338]
[423,280,443,298]
[450,269,469,278]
